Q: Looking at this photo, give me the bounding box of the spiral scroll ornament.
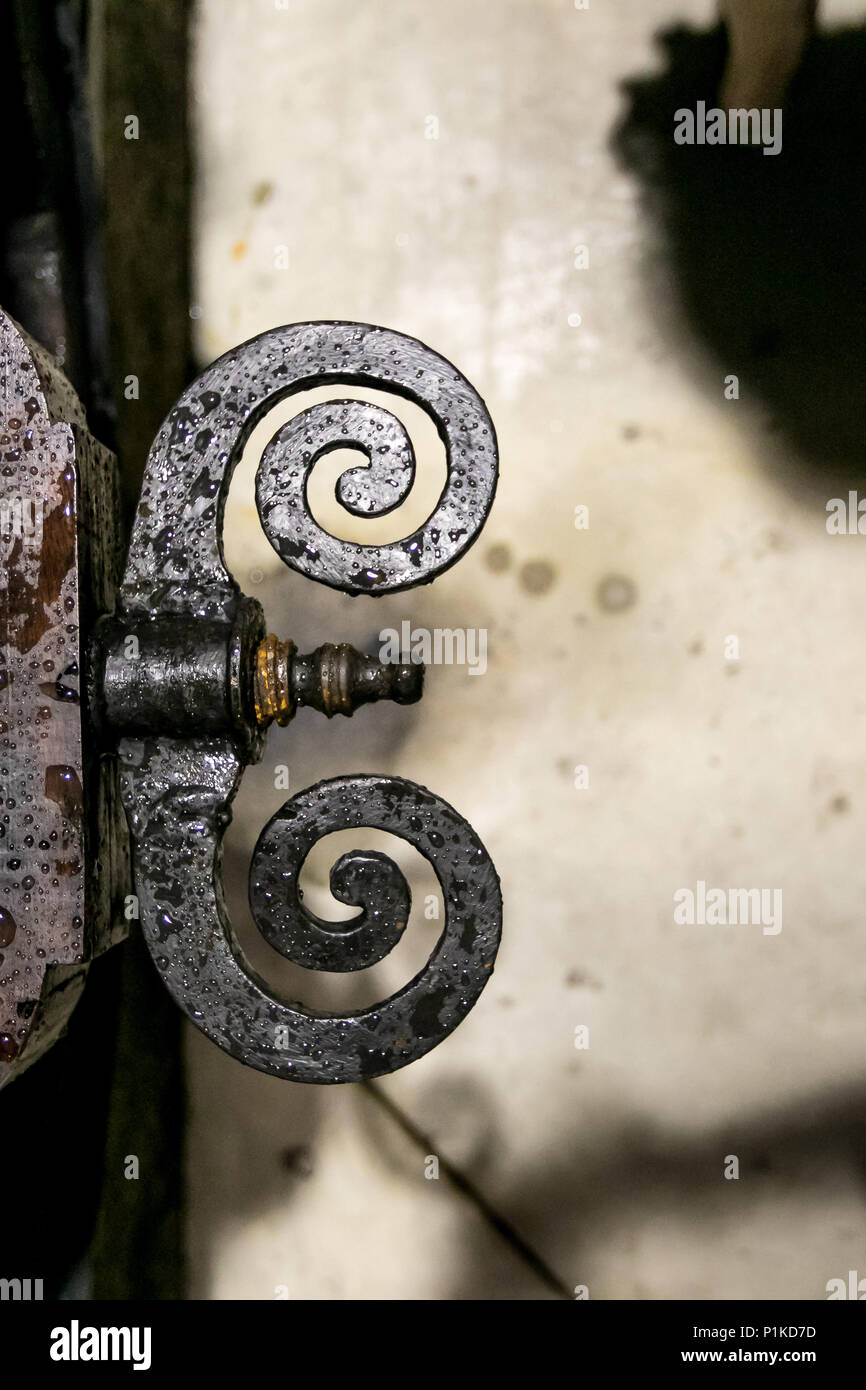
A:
[119,747,502,1083]
[121,321,498,613]
[114,322,501,1082]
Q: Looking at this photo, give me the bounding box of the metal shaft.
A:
[253,635,423,727]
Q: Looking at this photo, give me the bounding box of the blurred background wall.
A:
[181,0,866,1298]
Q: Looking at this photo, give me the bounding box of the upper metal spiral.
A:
[121,321,498,612]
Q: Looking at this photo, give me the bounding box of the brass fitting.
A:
[253,634,423,729]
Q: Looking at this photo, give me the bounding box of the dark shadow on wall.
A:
[612,21,866,494]
[444,1078,866,1299]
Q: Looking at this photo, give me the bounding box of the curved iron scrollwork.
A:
[111,321,501,1083]
[121,321,498,611]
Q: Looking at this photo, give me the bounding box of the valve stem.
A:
[253,634,423,727]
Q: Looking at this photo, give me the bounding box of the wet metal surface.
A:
[115,321,502,1082]
[0,310,126,1087]
[123,321,498,613]
[120,748,500,1082]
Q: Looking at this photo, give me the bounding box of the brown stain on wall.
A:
[6,465,76,654]
[45,764,84,825]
